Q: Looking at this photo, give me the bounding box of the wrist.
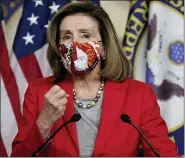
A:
[36,117,53,139]
[36,116,53,130]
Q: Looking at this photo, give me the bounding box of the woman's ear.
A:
[98,42,106,60]
[101,55,106,60]
[100,48,106,60]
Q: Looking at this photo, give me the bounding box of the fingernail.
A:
[65,94,70,97]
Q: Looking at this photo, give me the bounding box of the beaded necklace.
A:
[73,79,104,109]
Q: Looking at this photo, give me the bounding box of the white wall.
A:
[101,1,130,42]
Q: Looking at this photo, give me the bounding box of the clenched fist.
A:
[36,85,69,138]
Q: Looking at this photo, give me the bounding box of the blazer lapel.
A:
[92,80,128,156]
[58,79,79,156]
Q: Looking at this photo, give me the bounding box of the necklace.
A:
[73,79,105,109]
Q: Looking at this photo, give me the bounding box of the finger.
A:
[52,97,68,108]
[50,90,66,102]
[50,85,61,94]
[44,86,55,99]
[57,98,68,107]
[44,85,61,99]
[46,86,65,100]
[55,89,66,99]
[65,94,70,97]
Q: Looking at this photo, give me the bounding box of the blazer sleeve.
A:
[11,83,51,157]
[140,84,180,157]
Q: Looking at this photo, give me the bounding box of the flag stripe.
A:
[34,44,53,77]
[19,53,43,83]
[10,52,28,109]
[1,77,18,156]
[0,16,19,156]
[0,134,8,157]
[0,23,22,123]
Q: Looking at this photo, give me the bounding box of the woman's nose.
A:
[73,34,86,43]
[73,36,80,43]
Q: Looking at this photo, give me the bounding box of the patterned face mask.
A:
[58,41,102,76]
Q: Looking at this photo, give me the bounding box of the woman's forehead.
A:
[59,13,99,31]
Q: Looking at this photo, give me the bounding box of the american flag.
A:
[0,0,100,156]
[0,4,13,157]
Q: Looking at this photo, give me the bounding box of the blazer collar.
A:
[58,79,128,157]
[92,80,128,156]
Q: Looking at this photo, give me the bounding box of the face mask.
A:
[58,41,101,75]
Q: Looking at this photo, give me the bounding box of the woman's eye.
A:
[82,34,90,39]
[62,35,71,40]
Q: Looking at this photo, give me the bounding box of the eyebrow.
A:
[79,29,92,32]
[60,29,92,34]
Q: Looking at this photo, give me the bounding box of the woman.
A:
[11,1,179,157]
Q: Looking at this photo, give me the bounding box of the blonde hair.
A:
[47,1,131,83]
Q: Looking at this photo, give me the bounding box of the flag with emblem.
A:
[123,0,184,156]
[1,0,100,156]
[146,0,184,155]
[122,0,149,81]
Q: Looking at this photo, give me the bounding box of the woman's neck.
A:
[72,66,102,99]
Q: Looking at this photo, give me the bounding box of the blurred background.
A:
[0,0,184,156]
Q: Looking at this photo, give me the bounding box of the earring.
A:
[101,56,106,60]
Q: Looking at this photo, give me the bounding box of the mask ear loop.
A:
[97,41,106,60]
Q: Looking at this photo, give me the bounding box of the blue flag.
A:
[123,0,184,156]
[146,0,184,156]
[122,0,149,80]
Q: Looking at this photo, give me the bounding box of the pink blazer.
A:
[11,76,179,157]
